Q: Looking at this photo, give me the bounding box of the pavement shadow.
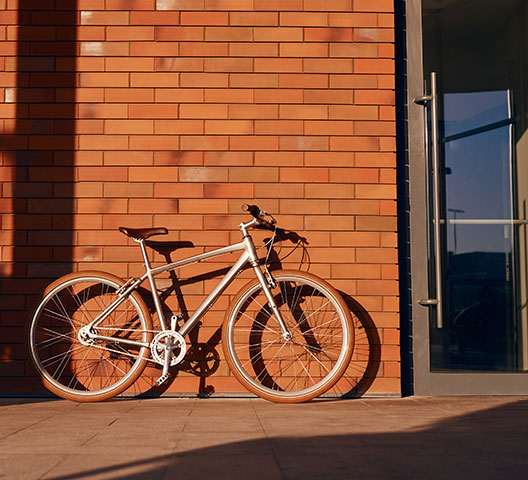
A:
[43,399,528,480]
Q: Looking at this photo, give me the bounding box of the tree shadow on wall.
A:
[0,2,77,395]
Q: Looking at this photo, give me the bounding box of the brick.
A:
[155,120,203,135]
[254,183,303,198]
[355,59,395,74]
[304,59,353,74]
[229,42,278,57]
[129,198,179,214]
[254,151,303,166]
[205,120,253,135]
[105,88,154,103]
[156,26,204,41]
[228,167,278,183]
[230,74,278,88]
[355,215,397,232]
[78,135,128,150]
[328,12,377,27]
[305,28,353,42]
[130,42,179,57]
[205,27,252,42]
[130,11,181,25]
[280,168,328,183]
[154,183,203,198]
[80,11,129,25]
[280,105,327,120]
[229,104,278,119]
[204,58,253,73]
[155,150,203,166]
[105,0,154,8]
[331,231,379,247]
[204,0,253,10]
[332,263,380,279]
[78,104,128,119]
[181,12,229,25]
[180,104,228,119]
[330,136,379,152]
[205,89,253,104]
[254,89,303,104]
[156,89,204,103]
[354,28,394,43]
[329,43,378,59]
[330,199,379,215]
[129,104,179,119]
[107,26,155,41]
[253,27,303,42]
[354,0,394,13]
[180,73,228,88]
[79,73,128,87]
[280,12,328,27]
[129,135,180,150]
[180,42,229,57]
[305,183,354,199]
[179,199,228,214]
[105,151,153,166]
[280,43,328,57]
[230,12,278,26]
[255,120,302,135]
[204,152,253,166]
[329,105,378,120]
[230,136,279,151]
[80,42,129,57]
[204,183,253,198]
[305,120,354,136]
[180,136,229,151]
[131,73,180,87]
[105,58,154,73]
[156,0,203,9]
[280,136,328,151]
[254,58,301,73]
[279,74,328,89]
[129,167,178,182]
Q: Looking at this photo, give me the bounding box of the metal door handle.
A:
[414,72,444,328]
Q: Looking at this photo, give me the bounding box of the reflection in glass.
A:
[423,0,528,373]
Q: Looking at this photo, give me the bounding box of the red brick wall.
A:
[0,0,399,396]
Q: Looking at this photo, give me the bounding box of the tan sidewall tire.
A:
[29,271,153,402]
[222,270,354,403]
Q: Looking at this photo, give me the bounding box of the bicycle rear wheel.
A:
[28,271,153,402]
[222,270,354,403]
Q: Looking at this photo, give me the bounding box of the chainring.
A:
[150,330,187,366]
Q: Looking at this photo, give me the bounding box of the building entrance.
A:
[408,0,528,393]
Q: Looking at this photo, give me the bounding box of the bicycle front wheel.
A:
[28,271,153,402]
[222,270,354,403]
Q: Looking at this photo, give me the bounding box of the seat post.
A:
[139,239,152,270]
[139,239,168,331]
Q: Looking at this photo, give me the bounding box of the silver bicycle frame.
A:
[86,219,290,349]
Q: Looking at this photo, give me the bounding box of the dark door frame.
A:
[405,0,528,394]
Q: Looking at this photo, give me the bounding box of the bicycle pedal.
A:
[155,373,171,387]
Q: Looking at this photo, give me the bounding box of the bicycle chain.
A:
[86,326,174,365]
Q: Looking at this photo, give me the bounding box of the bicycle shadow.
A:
[133,231,381,400]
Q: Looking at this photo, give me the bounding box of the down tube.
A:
[178,251,251,338]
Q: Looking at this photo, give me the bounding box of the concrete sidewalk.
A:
[1,396,527,479]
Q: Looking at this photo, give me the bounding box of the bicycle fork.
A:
[241,227,292,341]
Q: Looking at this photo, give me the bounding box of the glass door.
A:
[408,0,528,393]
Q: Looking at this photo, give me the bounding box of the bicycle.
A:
[28,204,355,403]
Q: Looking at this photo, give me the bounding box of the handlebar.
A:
[242,204,276,229]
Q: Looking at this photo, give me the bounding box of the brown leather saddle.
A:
[118,226,168,242]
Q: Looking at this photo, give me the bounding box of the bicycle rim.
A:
[223,270,354,403]
[28,272,152,401]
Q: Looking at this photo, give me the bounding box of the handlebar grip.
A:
[242,203,261,219]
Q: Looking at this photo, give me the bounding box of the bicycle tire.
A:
[222,270,354,403]
[28,271,153,402]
